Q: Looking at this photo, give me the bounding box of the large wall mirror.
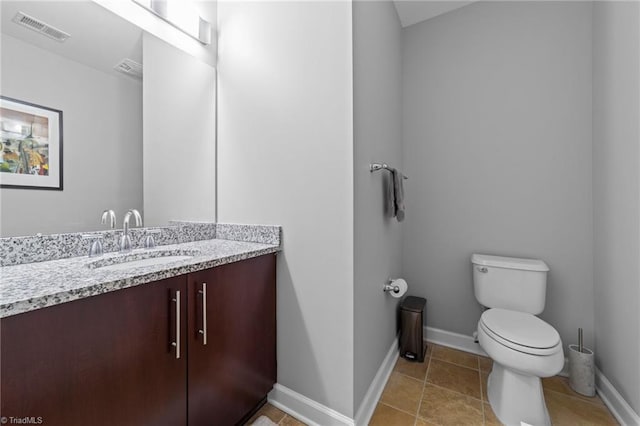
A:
[0,0,216,237]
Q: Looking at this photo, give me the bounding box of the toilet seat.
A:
[480,309,561,356]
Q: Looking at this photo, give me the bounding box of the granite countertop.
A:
[0,238,280,319]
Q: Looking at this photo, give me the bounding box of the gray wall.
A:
[216,1,355,417]
[352,0,403,415]
[593,1,640,413]
[0,34,142,237]
[401,2,595,349]
[143,33,216,227]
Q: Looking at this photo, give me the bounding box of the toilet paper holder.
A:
[383,278,401,294]
[384,278,408,298]
[383,284,400,294]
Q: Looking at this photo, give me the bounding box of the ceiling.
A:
[393,1,475,28]
[1,0,474,71]
[1,1,142,79]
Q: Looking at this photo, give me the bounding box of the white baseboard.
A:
[354,336,399,426]
[424,326,488,357]
[424,326,572,376]
[268,384,354,426]
[596,369,640,426]
[268,338,399,426]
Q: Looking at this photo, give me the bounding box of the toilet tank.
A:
[472,254,550,315]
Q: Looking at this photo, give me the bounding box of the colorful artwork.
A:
[0,97,63,190]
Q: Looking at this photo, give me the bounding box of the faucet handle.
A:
[144,229,161,249]
[119,234,133,253]
[82,234,104,257]
[101,209,117,228]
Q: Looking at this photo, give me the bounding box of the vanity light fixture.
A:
[132,0,211,45]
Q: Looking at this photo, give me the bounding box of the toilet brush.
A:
[569,327,595,396]
[578,328,583,353]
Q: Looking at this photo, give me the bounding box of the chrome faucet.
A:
[120,209,143,252]
[101,209,117,229]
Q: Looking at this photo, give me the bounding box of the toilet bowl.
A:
[478,308,564,426]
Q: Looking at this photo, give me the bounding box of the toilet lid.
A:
[481,309,560,350]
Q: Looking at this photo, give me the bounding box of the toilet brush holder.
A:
[568,344,595,397]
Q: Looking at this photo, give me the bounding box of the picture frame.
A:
[0,96,63,190]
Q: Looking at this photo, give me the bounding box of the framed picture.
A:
[0,96,63,190]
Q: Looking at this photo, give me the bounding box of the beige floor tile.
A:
[431,345,479,370]
[279,414,307,426]
[415,418,439,426]
[418,384,483,425]
[545,389,618,426]
[374,346,619,426]
[483,403,502,426]
[478,356,493,373]
[542,375,604,406]
[427,359,482,399]
[480,371,489,402]
[424,342,433,358]
[369,403,416,426]
[247,403,287,424]
[394,356,430,381]
[381,372,424,414]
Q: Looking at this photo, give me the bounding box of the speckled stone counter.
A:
[0,221,282,267]
[0,238,280,318]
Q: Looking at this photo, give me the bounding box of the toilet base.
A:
[487,363,551,426]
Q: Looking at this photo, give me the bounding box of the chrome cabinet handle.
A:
[171,290,181,359]
[198,283,208,345]
[477,266,488,273]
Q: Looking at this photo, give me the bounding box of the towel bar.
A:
[370,163,408,180]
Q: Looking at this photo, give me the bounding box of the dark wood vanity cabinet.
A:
[0,275,188,425]
[187,254,277,425]
[0,254,276,426]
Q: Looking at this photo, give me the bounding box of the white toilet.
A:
[472,254,564,426]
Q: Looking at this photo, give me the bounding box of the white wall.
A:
[0,34,142,237]
[352,0,403,414]
[401,2,594,349]
[593,0,640,414]
[216,1,355,418]
[142,33,216,226]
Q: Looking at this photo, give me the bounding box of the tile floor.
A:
[247,403,308,426]
[249,343,618,426]
[371,343,619,426]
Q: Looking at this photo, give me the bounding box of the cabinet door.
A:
[1,276,188,426]
[187,254,276,426]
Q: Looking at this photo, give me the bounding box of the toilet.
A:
[472,254,564,426]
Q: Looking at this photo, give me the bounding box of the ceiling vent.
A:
[12,11,70,42]
[114,59,143,80]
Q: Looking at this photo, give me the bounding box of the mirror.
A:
[0,0,216,237]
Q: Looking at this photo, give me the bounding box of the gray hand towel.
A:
[386,172,395,218]
[392,168,405,222]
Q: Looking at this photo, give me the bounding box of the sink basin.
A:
[94,255,193,271]
[87,250,199,271]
